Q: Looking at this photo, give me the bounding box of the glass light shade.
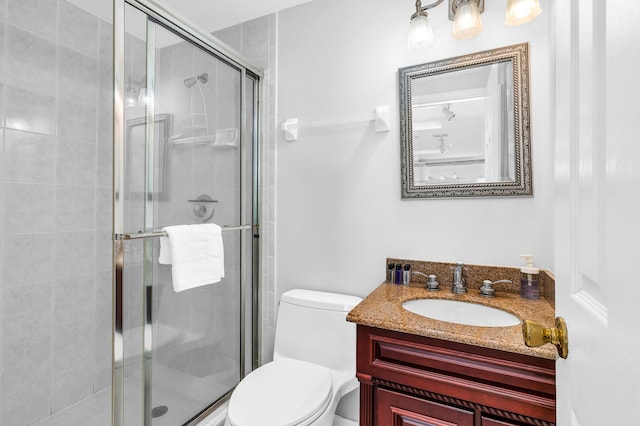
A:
[505,0,542,26]
[452,0,483,40]
[408,14,435,49]
[138,87,149,106]
[124,86,139,108]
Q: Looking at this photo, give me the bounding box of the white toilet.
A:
[225,289,363,426]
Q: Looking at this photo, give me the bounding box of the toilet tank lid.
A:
[281,289,362,312]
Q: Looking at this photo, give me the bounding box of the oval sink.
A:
[402,299,521,327]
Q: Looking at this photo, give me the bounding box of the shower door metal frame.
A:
[112,1,263,425]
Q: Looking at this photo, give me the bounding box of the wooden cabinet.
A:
[356,325,556,426]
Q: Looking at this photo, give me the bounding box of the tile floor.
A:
[31,362,358,426]
[33,364,231,426]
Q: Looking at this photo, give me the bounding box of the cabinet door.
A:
[376,388,474,426]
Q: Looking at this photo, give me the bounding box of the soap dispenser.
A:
[520,254,540,300]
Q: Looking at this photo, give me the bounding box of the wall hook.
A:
[282,118,299,141]
[373,105,390,133]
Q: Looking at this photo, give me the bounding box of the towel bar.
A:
[115,224,253,240]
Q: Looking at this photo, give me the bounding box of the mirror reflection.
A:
[399,43,533,198]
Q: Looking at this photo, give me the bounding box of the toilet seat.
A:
[227,358,333,426]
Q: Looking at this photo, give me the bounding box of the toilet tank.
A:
[273,289,363,373]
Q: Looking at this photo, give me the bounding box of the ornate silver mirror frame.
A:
[399,43,533,199]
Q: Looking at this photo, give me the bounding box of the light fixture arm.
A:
[411,0,446,20]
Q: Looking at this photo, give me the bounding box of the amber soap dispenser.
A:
[520,254,540,300]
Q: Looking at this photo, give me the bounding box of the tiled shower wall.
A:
[214,14,278,365]
[0,0,113,424]
[0,3,277,424]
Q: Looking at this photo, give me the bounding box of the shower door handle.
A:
[115,224,254,240]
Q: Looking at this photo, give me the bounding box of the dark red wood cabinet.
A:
[356,325,556,426]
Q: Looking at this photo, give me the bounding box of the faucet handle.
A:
[411,271,440,291]
[479,279,512,297]
[426,274,439,291]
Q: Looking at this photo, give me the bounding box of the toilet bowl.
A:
[225,289,362,426]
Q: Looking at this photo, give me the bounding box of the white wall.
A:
[275,0,553,299]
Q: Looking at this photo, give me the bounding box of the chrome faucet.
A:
[451,261,466,294]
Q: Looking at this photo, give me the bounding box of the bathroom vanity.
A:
[347,276,557,426]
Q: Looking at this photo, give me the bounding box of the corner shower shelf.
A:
[169,127,239,148]
[169,135,214,145]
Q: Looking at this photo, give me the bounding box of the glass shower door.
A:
[114,3,258,425]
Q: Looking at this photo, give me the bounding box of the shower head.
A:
[184,73,209,88]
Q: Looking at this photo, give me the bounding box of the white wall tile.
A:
[53,275,94,326]
[98,20,112,66]
[54,185,96,231]
[6,25,57,87]
[96,130,113,188]
[55,140,97,186]
[1,328,52,377]
[1,130,56,183]
[57,98,98,144]
[241,17,270,67]
[0,234,53,286]
[57,47,98,104]
[53,231,95,279]
[58,0,99,60]
[53,320,93,371]
[95,189,112,230]
[6,0,57,40]
[4,84,56,135]
[1,282,53,340]
[52,358,93,413]
[0,361,53,425]
[2,183,55,234]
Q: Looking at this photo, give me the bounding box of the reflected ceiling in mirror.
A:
[399,43,533,198]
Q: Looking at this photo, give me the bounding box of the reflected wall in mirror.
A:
[126,113,171,198]
[399,43,533,198]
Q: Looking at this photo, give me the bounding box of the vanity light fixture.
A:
[407,0,541,48]
[505,0,542,26]
[137,87,149,106]
[451,0,484,40]
[124,77,140,108]
[125,76,150,108]
[408,0,438,48]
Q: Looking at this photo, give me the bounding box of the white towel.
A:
[158,224,224,292]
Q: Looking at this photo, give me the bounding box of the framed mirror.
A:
[399,43,533,199]
[126,113,171,198]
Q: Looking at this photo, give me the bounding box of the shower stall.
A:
[0,0,261,425]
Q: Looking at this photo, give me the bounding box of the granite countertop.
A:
[347,282,557,360]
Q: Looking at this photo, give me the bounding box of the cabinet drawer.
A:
[376,387,474,426]
[358,326,555,395]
